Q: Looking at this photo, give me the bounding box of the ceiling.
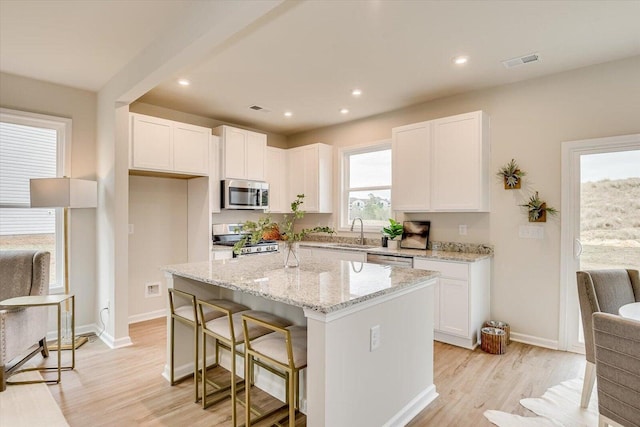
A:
[2,1,640,136]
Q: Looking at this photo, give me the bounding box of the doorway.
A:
[560,134,640,353]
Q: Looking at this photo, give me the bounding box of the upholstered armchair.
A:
[592,312,640,427]
[0,250,51,391]
[576,269,640,408]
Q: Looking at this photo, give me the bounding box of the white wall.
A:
[0,72,98,330]
[128,176,188,322]
[287,56,640,345]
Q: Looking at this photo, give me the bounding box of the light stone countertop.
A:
[298,241,493,262]
[163,251,439,314]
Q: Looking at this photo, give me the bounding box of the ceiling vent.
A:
[502,53,540,69]
[248,104,270,112]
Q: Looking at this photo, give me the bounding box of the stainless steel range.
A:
[212,223,279,256]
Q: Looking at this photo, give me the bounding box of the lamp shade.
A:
[30,178,97,208]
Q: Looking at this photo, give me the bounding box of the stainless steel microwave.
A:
[221,179,269,210]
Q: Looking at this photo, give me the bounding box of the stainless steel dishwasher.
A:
[366,253,414,268]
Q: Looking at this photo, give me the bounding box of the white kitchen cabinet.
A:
[299,246,367,262]
[391,110,490,212]
[130,113,210,176]
[265,146,287,213]
[431,111,490,211]
[392,121,431,211]
[413,257,490,349]
[214,125,266,180]
[209,135,221,214]
[287,143,332,213]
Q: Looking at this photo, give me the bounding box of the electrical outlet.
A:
[370,325,381,351]
[519,225,544,239]
[145,282,162,298]
[128,224,134,235]
[459,225,468,235]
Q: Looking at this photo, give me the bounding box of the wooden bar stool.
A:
[198,300,292,426]
[168,289,248,402]
[242,313,308,427]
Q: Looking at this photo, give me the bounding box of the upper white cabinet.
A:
[391,111,490,212]
[214,125,266,180]
[130,113,210,176]
[392,122,432,211]
[287,143,333,213]
[209,135,221,214]
[265,146,287,213]
[431,111,490,211]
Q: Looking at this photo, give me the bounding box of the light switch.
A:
[370,325,381,351]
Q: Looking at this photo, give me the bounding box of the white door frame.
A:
[559,133,640,352]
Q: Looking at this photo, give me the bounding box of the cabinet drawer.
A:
[413,259,469,280]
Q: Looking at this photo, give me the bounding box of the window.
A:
[341,142,392,230]
[0,108,71,291]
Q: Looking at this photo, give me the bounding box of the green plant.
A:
[497,158,526,188]
[280,194,334,243]
[232,194,333,254]
[382,218,403,240]
[520,191,558,221]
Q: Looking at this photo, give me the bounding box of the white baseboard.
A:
[383,384,438,427]
[128,309,166,325]
[510,332,559,350]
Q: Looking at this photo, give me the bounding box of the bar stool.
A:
[242,313,308,427]
[198,300,292,426]
[168,288,248,402]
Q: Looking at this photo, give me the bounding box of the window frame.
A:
[339,140,392,232]
[0,107,72,293]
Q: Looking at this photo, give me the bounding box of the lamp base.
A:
[49,335,88,351]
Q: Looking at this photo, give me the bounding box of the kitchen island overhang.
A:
[163,252,439,427]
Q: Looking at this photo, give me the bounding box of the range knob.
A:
[256,247,262,252]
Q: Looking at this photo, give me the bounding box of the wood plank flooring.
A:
[27,318,584,426]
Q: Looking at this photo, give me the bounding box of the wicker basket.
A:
[484,320,511,345]
[481,327,507,355]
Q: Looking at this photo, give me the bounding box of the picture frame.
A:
[400,221,430,249]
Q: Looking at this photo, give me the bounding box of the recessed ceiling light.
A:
[177,79,190,86]
[453,56,469,65]
[351,89,362,96]
[340,108,349,114]
[284,111,293,117]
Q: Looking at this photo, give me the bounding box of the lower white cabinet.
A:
[413,257,490,349]
[299,246,367,262]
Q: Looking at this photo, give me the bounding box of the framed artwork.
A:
[400,221,430,249]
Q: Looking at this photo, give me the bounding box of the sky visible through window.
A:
[580,150,640,182]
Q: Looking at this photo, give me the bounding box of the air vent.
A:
[502,53,540,69]
[248,104,271,113]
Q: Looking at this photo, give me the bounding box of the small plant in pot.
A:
[382,218,403,249]
[520,191,558,222]
[497,158,526,189]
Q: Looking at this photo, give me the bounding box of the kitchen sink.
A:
[327,243,377,249]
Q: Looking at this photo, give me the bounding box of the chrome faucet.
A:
[350,217,364,245]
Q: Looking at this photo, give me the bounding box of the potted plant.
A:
[497,158,526,189]
[520,191,558,222]
[382,218,403,249]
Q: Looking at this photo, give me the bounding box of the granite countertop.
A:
[298,241,493,262]
[164,251,439,314]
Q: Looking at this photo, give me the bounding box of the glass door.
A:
[560,134,640,353]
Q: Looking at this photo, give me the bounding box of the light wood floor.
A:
[28,318,584,426]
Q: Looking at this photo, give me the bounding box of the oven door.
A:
[222,180,269,209]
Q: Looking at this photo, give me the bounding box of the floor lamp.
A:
[30,177,97,350]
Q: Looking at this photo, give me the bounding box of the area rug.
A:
[484,377,598,427]
[0,370,69,427]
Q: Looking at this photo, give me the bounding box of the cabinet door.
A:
[173,123,210,175]
[439,278,469,337]
[210,136,221,213]
[302,145,320,212]
[309,247,367,262]
[246,131,266,180]
[131,114,173,171]
[287,148,305,205]
[392,122,431,211]
[431,111,489,211]
[265,147,286,213]
[223,127,247,179]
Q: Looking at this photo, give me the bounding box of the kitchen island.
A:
[163,251,439,427]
